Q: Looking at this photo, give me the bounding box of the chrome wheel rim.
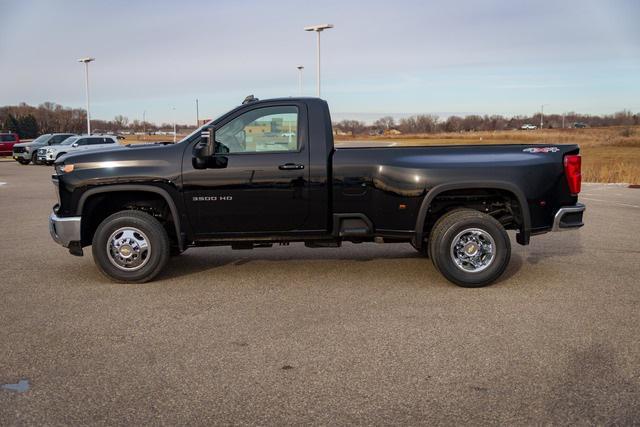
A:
[106,227,151,271]
[449,228,496,273]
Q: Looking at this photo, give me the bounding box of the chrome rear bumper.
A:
[552,203,585,232]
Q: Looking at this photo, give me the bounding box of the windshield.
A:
[61,136,79,145]
[31,134,51,144]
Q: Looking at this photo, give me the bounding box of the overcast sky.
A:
[1,0,639,123]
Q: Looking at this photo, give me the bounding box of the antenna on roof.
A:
[242,95,259,105]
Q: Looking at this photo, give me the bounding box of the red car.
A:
[0,133,20,156]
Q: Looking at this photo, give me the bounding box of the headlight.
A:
[55,164,74,174]
[46,148,54,153]
[25,147,31,152]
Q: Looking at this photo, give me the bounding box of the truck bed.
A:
[331,143,580,233]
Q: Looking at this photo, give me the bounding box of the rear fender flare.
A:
[414,181,531,248]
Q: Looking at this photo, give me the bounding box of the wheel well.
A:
[423,188,523,236]
[80,191,177,247]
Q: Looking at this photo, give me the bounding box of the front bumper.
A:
[552,203,585,232]
[38,151,55,162]
[13,151,31,160]
[49,211,81,248]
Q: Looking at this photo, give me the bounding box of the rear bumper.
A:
[552,203,585,232]
[49,211,81,248]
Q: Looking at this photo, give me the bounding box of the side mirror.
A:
[72,143,78,147]
[192,128,215,169]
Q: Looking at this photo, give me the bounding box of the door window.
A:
[215,106,298,154]
[87,137,113,145]
[50,135,68,144]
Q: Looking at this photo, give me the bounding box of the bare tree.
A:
[373,116,395,131]
[113,115,129,129]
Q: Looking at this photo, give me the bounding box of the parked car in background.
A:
[13,133,76,165]
[0,133,20,156]
[520,124,537,130]
[573,122,588,129]
[37,135,121,165]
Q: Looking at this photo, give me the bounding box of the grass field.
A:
[336,126,640,184]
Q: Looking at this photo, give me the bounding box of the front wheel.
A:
[428,209,511,287]
[92,210,170,283]
[31,152,39,165]
[17,158,30,165]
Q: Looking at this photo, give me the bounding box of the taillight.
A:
[564,154,581,195]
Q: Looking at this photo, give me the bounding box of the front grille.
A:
[13,147,26,153]
[37,148,47,155]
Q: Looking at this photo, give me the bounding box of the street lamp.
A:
[540,104,547,129]
[77,57,95,134]
[296,66,304,96]
[304,24,333,97]
[172,107,177,143]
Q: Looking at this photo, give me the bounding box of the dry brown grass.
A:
[336,126,640,184]
[123,134,185,143]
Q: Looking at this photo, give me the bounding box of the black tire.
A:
[428,209,510,288]
[92,210,170,283]
[17,158,30,165]
[31,152,39,165]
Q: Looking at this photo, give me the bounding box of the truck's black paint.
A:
[53,98,579,252]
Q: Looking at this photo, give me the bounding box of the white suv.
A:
[37,135,121,165]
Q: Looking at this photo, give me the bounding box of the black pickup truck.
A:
[49,97,585,287]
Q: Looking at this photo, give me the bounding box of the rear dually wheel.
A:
[429,209,511,287]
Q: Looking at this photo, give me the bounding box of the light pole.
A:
[172,107,177,143]
[540,104,546,129]
[297,66,304,96]
[77,57,95,134]
[143,110,146,140]
[304,24,333,97]
[196,99,199,127]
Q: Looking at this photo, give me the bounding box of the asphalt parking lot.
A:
[1,160,639,425]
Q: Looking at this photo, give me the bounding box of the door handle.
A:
[278,163,305,170]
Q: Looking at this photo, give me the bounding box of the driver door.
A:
[182,103,310,236]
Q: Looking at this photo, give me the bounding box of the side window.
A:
[88,137,106,145]
[50,135,66,144]
[76,138,89,146]
[104,137,116,144]
[1,134,16,142]
[215,106,298,154]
